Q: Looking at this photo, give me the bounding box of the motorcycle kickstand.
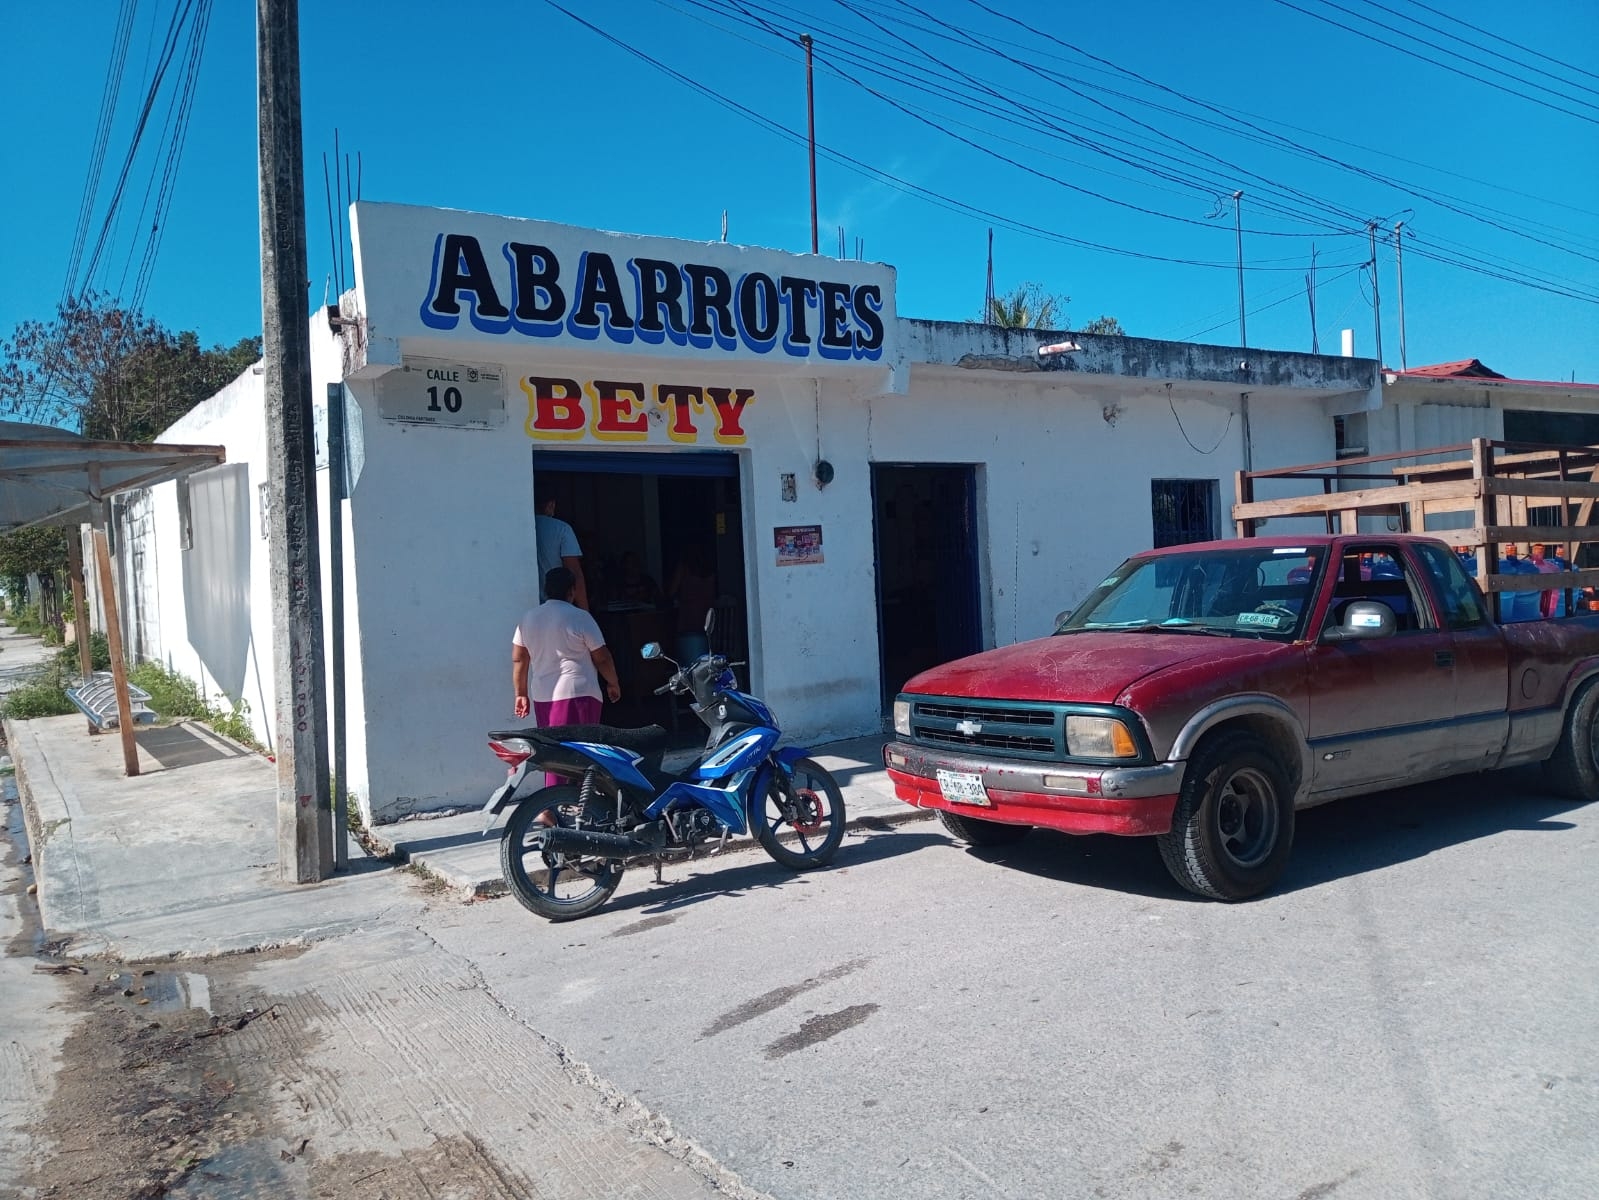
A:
[652,854,664,885]
[709,829,731,857]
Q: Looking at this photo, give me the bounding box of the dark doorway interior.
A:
[533,451,747,735]
[872,464,983,712]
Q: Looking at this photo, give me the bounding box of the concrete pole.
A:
[1368,220,1384,370]
[1232,191,1246,348]
[259,0,332,882]
[1394,220,1408,372]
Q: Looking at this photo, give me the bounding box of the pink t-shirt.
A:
[513,600,606,703]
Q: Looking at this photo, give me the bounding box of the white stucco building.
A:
[111,202,1385,823]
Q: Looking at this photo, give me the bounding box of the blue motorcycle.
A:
[481,642,846,921]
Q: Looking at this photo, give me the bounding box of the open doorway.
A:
[872,464,984,712]
[532,450,747,735]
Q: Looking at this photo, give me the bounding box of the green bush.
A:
[128,660,210,719]
[126,660,262,751]
[11,604,45,636]
[57,631,112,674]
[0,664,75,720]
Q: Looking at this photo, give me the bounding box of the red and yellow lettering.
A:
[655,384,704,444]
[590,380,649,441]
[522,376,586,441]
[705,386,755,444]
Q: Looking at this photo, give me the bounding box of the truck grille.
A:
[907,696,1064,761]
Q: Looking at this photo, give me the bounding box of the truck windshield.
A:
[1057,546,1326,641]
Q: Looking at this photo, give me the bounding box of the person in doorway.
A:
[535,482,588,610]
[613,550,662,606]
[667,544,717,662]
[513,568,621,784]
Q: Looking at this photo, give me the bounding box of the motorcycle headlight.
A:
[1064,715,1139,759]
[893,699,911,737]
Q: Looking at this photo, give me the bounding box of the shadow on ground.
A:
[945,767,1588,901]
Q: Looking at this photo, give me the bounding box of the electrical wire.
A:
[1398,0,1599,86]
[1350,0,1599,100]
[541,0,1351,272]
[1269,0,1599,125]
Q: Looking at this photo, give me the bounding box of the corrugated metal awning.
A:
[0,420,226,531]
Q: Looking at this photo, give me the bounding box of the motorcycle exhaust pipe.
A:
[534,823,665,860]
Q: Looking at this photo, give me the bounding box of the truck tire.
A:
[1157,732,1294,901]
[1542,678,1599,801]
[937,809,1031,846]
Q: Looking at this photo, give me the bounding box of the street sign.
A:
[379,358,506,428]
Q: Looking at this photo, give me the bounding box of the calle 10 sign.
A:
[523,377,754,445]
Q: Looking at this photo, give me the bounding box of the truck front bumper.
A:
[883,741,1181,836]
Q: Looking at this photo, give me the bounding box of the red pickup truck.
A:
[885,534,1599,900]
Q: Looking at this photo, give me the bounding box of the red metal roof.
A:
[1396,359,1506,379]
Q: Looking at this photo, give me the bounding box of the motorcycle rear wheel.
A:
[755,757,846,870]
[499,786,624,921]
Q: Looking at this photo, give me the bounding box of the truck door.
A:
[1306,545,1459,795]
[1410,540,1510,771]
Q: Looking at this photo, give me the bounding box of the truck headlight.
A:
[1065,715,1138,759]
[893,699,911,737]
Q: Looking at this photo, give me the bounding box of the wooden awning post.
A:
[91,525,139,777]
[66,529,92,682]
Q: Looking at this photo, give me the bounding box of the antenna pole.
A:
[801,33,818,255]
[1232,191,1247,348]
[1368,220,1383,368]
[1394,220,1408,371]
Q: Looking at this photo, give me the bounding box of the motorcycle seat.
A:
[487,723,670,754]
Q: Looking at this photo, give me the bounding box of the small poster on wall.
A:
[774,525,824,567]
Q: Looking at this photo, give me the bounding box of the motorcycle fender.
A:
[772,746,812,769]
[481,762,532,835]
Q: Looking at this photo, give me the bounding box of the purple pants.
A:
[533,695,603,789]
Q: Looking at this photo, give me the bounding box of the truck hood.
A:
[902,632,1288,705]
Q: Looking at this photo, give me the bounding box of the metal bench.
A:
[65,671,158,729]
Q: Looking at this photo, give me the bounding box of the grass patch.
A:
[0,664,75,719]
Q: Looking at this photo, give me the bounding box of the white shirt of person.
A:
[513,599,606,703]
[535,514,581,602]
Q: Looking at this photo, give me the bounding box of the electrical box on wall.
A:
[781,473,797,502]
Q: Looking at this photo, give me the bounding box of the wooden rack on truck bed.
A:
[1233,437,1599,620]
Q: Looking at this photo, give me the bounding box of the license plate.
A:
[937,769,991,807]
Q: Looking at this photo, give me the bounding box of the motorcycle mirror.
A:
[703,609,716,635]
[640,642,662,660]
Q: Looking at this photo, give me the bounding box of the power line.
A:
[1398,0,1599,86]
[541,0,1350,272]
[1351,0,1599,100]
[1269,0,1599,126]
[63,0,141,305]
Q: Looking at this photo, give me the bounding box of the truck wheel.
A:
[937,809,1031,846]
[1542,678,1599,801]
[1157,732,1294,901]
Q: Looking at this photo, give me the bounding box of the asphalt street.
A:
[422,771,1598,1200]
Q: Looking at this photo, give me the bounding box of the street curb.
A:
[375,802,935,901]
[3,717,63,921]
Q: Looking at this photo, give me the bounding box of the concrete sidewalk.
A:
[366,733,922,895]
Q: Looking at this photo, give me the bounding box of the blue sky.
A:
[3,0,1596,382]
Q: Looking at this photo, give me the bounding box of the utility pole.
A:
[1306,244,1319,355]
[259,0,332,882]
[1367,220,1384,369]
[1232,191,1247,348]
[801,33,818,255]
[1394,219,1408,371]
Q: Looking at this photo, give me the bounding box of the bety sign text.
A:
[523,377,755,445]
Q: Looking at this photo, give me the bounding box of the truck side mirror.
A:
[1054,608,1072,631]
[1322,600,1397,643]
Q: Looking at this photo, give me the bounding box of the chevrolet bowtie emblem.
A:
[955,719,983,736]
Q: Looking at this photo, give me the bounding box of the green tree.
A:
[982,283,1123,334]
[1078,315,1125,336]
[984,282,1067,329]
[0,525,71,632]
[1,292,260,442]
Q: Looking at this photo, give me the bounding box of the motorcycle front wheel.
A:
[499,785,625,921]
[755,757,846,870]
